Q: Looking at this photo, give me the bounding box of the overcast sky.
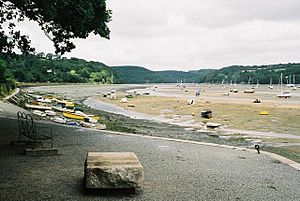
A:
[16,0,300,71]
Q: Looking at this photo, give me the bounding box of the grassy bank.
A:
[262,146,300,163]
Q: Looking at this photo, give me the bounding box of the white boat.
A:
[52,117,66,124]
[120,97,127,103]
[33,110,46,117]
[25,103,52,110]
[45,110,56,116]
[37,97,52,103]
[268,77,273,89]
[286,84,294,88]
[277,73,292,98]
[277,91,292,98]
[244,89,254,93]
[187,99,196,105]
[52,106,74,113]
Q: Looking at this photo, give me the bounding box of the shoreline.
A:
[6,83,300,163]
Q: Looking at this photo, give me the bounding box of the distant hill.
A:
[188,69,217,81]
[111,66,216,84]
[205,63,300,84]
[2,52,300,85]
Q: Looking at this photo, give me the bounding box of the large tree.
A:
[0,0,112,55]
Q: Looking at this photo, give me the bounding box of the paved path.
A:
[0,116,299,201]
[0,100,29,118]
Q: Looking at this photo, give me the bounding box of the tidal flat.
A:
[27,83,300,163]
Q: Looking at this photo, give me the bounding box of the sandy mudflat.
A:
[91,84,300,137]
[25,83,300,162]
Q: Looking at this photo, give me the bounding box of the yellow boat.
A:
[259,111,269,115]
[54,99,75,108]
[63,112,84,120]
[63,112,100,121]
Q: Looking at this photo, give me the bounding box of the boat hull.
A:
[63,112,85,120]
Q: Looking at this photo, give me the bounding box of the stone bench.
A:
[85,152,144,189]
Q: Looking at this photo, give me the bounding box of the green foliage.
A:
[2,52,300,86]
[0,53,116,84]
[0,58,15,97]
[112,66,216,84]
[206,64,300,84]
[0,0,111,54]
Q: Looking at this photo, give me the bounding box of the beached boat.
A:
[45,110,56,116]
[259,111,269,115]
[37,97,52,103]
[268,76,274,89]
[253,98,261,103]
[206,122,221,128]
[63,112,85,120]
[52,117,66,124]
[25,103,52,110]
[244,89,254,93]
[53,99,75,108]
[52,106,74,113]
[33,110,46,117]
[277,73,292,98]
[277,91,292,98]
[63,112,100,122]
[200,110,212,119]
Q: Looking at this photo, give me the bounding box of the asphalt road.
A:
[0,115,299,201]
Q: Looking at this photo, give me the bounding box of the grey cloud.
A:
[8,0,300,70]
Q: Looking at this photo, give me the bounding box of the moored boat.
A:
[244,89,254,93]
[277,91,292,98]
[277,73,292,98]
[200,109,212,119]
[206,122,221,128]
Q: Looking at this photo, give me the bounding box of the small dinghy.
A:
[206,122,221,128]
[200,109,212,119]
[45,110,56,116]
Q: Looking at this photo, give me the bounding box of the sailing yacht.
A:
[268,76,274,89]
[277,73,292,98]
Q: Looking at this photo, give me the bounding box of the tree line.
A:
[205,64,300,84]
[0,53,117,84]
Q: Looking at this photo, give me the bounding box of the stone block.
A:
[85,152,144,189]
[25,148,58,156]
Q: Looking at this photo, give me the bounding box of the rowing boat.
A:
[63,112,100,121]
[25,103,52,110]
[52,106,74,113]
